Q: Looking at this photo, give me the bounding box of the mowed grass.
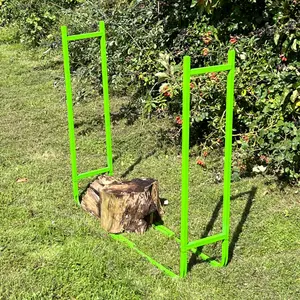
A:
[0,29,300,299]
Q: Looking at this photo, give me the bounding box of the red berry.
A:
[196,159,206,167]
[260,155,269,164]
[175,116,183,125]
[242,135,249,142]
[239,164,246,171]
[280,54,287,62]
[209,72,218,81]
[229,37,237,44]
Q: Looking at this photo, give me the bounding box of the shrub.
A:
[58,0,300,182]
[159,0,300,182]
[0,0,82,45]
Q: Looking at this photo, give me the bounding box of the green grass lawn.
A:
[1,28,300,299]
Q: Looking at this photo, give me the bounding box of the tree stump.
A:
[81,175,163,234]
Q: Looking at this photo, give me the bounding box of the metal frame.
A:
[61,22,235,278]
[179,50,235,277]
[61,21,113,206]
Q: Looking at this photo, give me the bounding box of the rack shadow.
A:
[187,186,257,272]
[120,149,156,178]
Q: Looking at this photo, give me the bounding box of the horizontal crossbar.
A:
[77,167,109,180]
[67,31,103,41]
[186,233,225,251]
[190,64,232,76]
[154,224,223,267]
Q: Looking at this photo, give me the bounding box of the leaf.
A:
[155,72,168,83]
[190,0,198,8]
[291,39,297,52]
[158,53,170,70]
[252,165,267,173]
[239,53,246,60]
[155,72,168,79]
[282,88,290,102]
[172,63,182,73]
[290,90,298,103]
[232,172,241,182]
[16,178,28,183]
[274,32,280,45]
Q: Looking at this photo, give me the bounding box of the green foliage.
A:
[0,0,82,45]
[271,0,300,56]
[160,16,300,182]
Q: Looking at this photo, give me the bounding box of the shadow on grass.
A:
[74,117,104,136]
[74,100,140,137]
[187,186,257,272]
[110,105,140,126]
[79,175,100,204]
[120,149,157,178]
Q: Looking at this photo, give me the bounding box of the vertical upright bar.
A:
[222,49,235,266]
[99,21,113,176]
[180,56,191,278]
[61,26,79,205]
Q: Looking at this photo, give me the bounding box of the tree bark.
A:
[81,175,163,234]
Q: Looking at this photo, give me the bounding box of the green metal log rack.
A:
[61,21,235,279]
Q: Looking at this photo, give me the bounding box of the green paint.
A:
[61,25,79,205]
[180,55,191,278]
[61,21,113,206]
[99,21,114,177]
[61,21,235,278]
[179,49,235,276]
[222,49,235,266]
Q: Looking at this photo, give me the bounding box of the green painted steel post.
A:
[222,49,235,266]
[61,26,80,205]
[180,55,191,278]
[99,21,113,176]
